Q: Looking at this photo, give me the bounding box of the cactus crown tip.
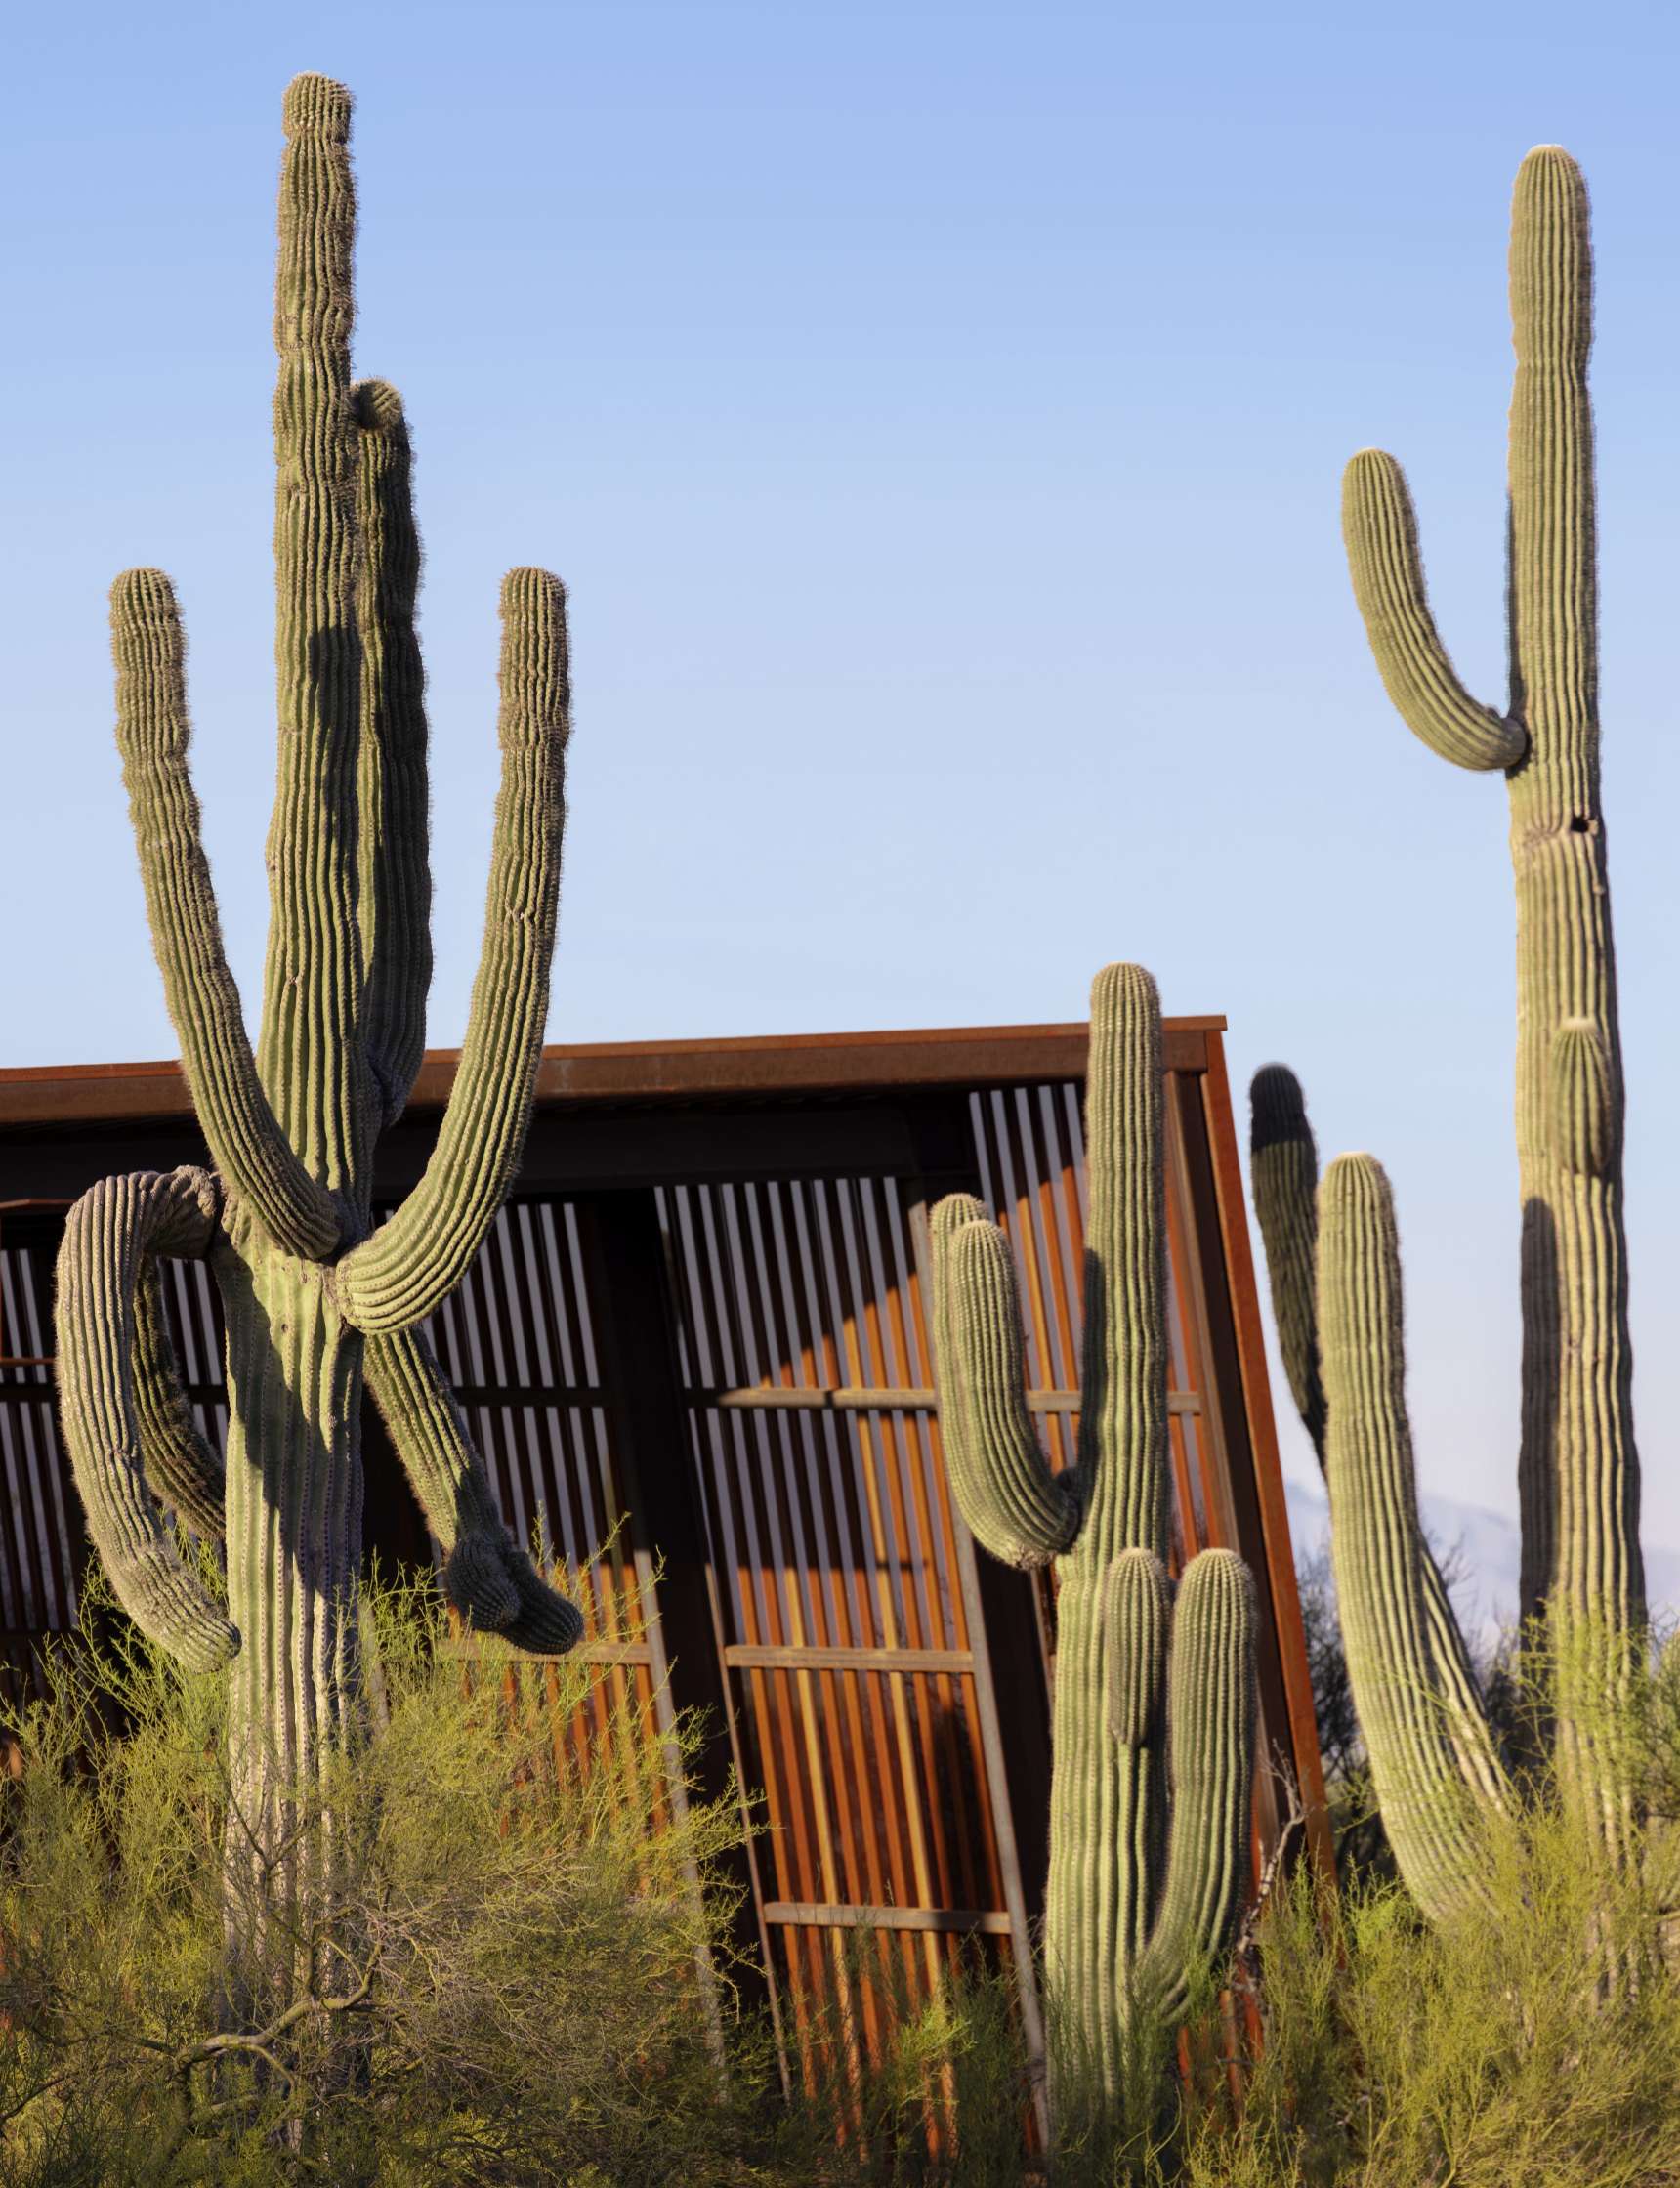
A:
[282,74,353,141]
[110,568,180,626]
[501,566,567,615]
[1089,960,1157,1011]
[351,378,406,433]
[1249,1064,1309,1146]
[1322,1154,1394,1225]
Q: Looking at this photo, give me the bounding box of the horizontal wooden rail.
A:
[698,1384,1202,1417]
[723,1643,975,1675]
[0,1374,1206,1421]
[763,1901,1013,1936]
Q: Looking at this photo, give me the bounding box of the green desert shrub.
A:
[778,1624,1680,2187]
[0,1569,774,2187]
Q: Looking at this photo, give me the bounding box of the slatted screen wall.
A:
[0,1034,1320,2087]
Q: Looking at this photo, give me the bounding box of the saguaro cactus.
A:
[55,75,581,1966]
[1249,147,1644,1922]
[931,964,1257,2096]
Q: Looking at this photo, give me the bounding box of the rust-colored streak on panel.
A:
[821,1181,942,1998]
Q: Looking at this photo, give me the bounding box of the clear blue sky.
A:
[5,0,1679,1553]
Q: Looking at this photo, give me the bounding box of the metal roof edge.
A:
[0,1017,1228,1129]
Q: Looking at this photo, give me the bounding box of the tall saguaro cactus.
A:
[1249,147,1644,1922]
[56,75,581,1974]
[931,965,1257,2098]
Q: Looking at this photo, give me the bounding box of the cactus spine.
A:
[56,76,581,1988]
[1250,147,1644,1923]
[931,965,1257,2099]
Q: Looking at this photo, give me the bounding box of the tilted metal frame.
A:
[0,1017,1326,2084]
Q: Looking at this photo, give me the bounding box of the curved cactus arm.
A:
[1133,1548,1256,2024]
[110,569,339,1262]
[131,1252,225,1543]
[353,378,433,1134]
[1342,450,1527,774]
[1319,1154,1509,1925]
[1247,1064,1487,1749]
[56,1170,240,1673]
[335,569,568,1334]
[255,74,371,1201]
[931,1199,1079,1568]
[363,1323,584,1656]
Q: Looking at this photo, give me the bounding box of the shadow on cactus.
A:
[1248,147,1672,1942]
[928,962,1258,2127]
[54,73,583,2036]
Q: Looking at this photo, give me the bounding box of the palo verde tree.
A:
[1249,148,1650,1926]
[55,73,581,2003]
[930,964,1257,2109]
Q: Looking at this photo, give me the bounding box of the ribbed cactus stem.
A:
[57,75,583,2029]
[364,1325,585,1655]
[353,378,431,1135]
[260,73,368,1199]
[1247,1064,1490,1784]
[1326,146,1643,1882]
[1105,1550,1169,1747]
[1076,964,1169,1566]
[335,568,569,1333]
[932,965,1257,2102]
[57,1169,237,1672]
[1247,1065,1325,1453]
[930,1208,1078,1566]
[1318,1157,1508,1925]
[111,570,339,1261]
[130,1252,227,1545]
[1135,1548,1256,2021]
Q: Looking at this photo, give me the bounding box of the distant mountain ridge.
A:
[1282,1474,1680,1645]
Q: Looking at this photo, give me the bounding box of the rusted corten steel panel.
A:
[0,1017,1325,2082]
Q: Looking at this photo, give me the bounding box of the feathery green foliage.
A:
[0,1571,769,2186]
[784,1630,1680,2186]
[54,73,580,2024]
[1249,146,1652,1930]
[929,964,1258,2115]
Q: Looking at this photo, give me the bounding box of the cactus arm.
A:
[256,75,371,1200]
[131,1253,225,1543]
[1319,1154,1508,1924]
[352,379,432,1133]
[931,1199,1079,1567]
[110,569,339,1262]
[1341,450,1528,774]
[1104,1547,1170,1747]
[363,1323,584,1655]
[1133,1548,1256,2023]
[1248,1065,1327,1454]
[334,569,569,1334]
[56,1170,240,1673]
[1247,1064,1488,1754]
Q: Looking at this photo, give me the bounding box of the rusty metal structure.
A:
[0,1016,1325,2077]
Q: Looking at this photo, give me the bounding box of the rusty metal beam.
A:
[0,1018,1222,1130]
